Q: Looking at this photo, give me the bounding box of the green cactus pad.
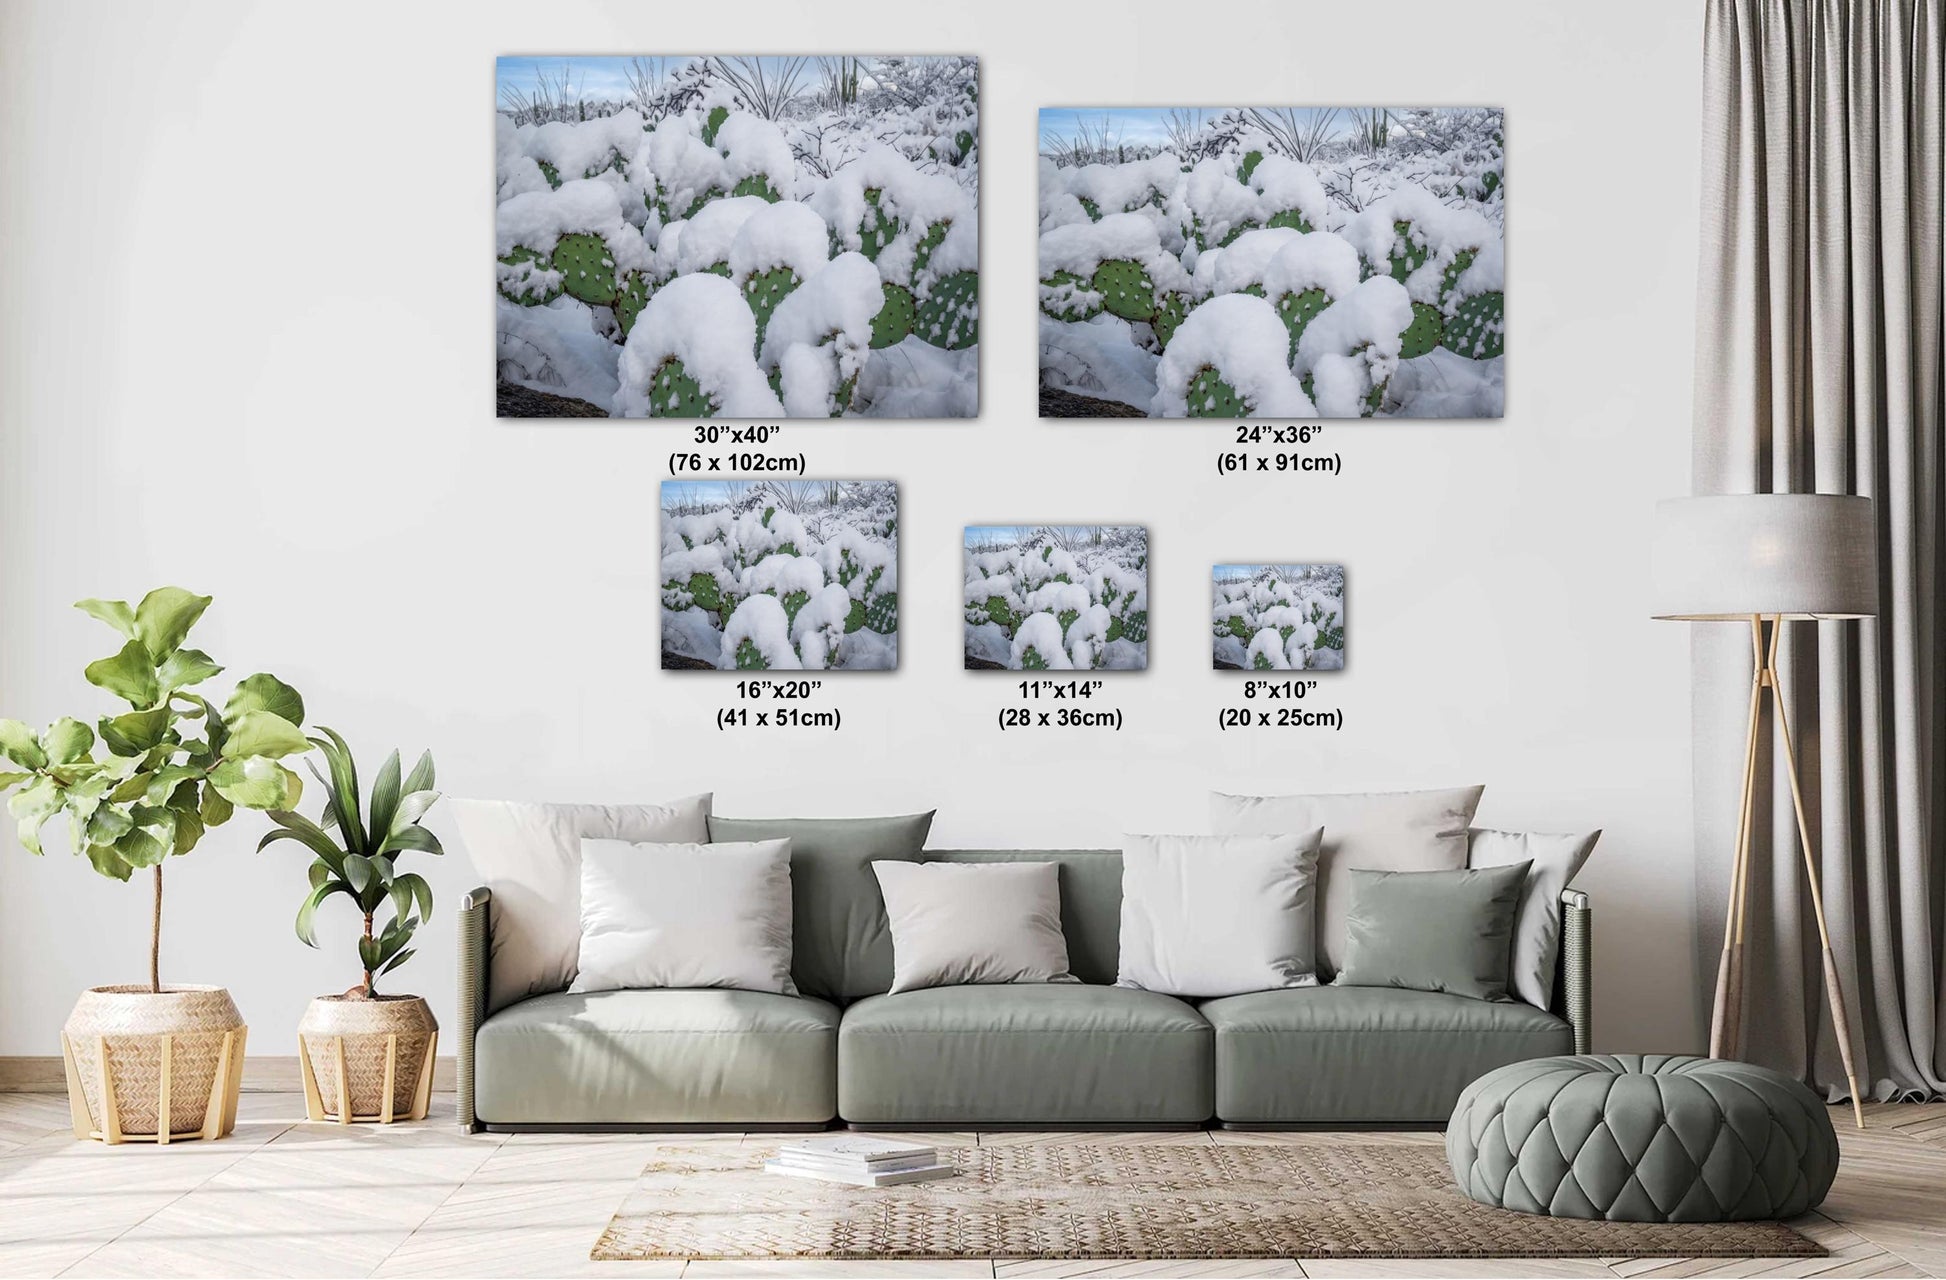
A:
[1057,608,1080,636]
[1153,292,1191,349]
[702,105,729,146]
[1364,377,1388,416]
[1120,610,1149,644]
[1186,366,1248,418]
[844,599,867,634]
[733,638,768,670]
[915,270,978,350]
[832,372,856,417]
[684,571,723,613]
[1399,302,1445,360]
[1077,195,1102,222]
[1019,645,1051,670]
[1442,290,1504,360]
[955,129,975,161]
[1439,248,1477,304]
[552,232,619,306]
[1252,650,1277,670]
[979,595,1019,632]
[1040,271,1101,323]
[614,271,652,336]
[865,592,897,634]
[1216,220,1259,248]
[1238,149,1264,184]
[1106,616,1124,643]
[497,247,561,305]
[743,266,798,350]
[536,159,562,190]
[1275,287,1331,360]
[1264,208,1313,233]
[870,282,917,349]
[1387,220,1429,284]
[857,189,900,261]
[647,358,716,417]
[780,590,810,628]
[1225,614,1252,641]
[1091,259,1156,321]
[730,174,781,202]
[912,221,949,276]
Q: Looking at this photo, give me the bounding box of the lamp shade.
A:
[1651,494,1877,620]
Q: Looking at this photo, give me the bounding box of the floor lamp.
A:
[1652,494,1875,1129]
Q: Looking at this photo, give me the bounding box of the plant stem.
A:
[151,865,162,994]
[363,912,375,996]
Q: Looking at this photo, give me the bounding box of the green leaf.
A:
[142,765,203,805]
[74,597,136,639]
[210,757,303,810]
[172,803,204,855]
[256,810,346,872]
[342,852,377,895]
[225,673,304,728]
[377,947,416,977]
[114,824,171,869]
[377,824,443,857]
[0,771,32,790]
[41,718,94,764]
[133,587,211,662]
[85,640,161,708]
[109,771,152,803]
[310,728,364,855]
[392,870,434,923]
[220,711,310,760]
[402,750,435,795]
[199,781,234,827]
[99,707,172,757]
[85,841,134,881]
[296,880,340,947]
[358,936,381,973]
[307,858,333,889]
[368,750,403,840]
[0,720,47,770]
[9,777,63,854]
[387,788,439,837]
[156,648,222,692]
[85,804,134,845]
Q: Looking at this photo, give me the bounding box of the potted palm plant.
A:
[0,588,309,1143]
[260,729,443,1124]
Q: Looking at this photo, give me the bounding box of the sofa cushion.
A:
[924,851,1122,984]
[474,989,838,1126]
[839,985,1212,1125]
[1202,986,1572,1124]
[709,812,934,1003]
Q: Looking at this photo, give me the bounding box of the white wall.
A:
[0,0,1704,1056]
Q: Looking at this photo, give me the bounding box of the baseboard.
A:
[0,1055,457,1095]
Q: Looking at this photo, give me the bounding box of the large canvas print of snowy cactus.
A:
[497,57,979,418]
[1038,108,1503,419]
[964,526,1149,671]
[1212,564,1345,671]
[662,480,898,670]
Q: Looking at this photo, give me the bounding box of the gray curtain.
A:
[1694,0,1945,1100]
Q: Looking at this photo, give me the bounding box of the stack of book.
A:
[762,1135,957,1187]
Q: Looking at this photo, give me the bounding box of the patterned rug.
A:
[592,1141,1823,1260]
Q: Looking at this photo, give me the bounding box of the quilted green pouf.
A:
[1447,1054,1839,1222]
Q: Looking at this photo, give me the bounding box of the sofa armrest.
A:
[1555,888,1592,1053]
[457,886,491,1133]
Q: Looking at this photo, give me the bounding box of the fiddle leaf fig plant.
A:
[0,588,309,992]
[259,729,443,997]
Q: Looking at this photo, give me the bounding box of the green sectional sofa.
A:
[456,848,1590,1132]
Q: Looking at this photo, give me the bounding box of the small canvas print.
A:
[1212,565,1345,670]
[1038,107,1504,419]
[661,480,898,670]
[497,57,979,419]
[964,526,1148,670]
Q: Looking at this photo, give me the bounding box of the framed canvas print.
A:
[661,480,898,670]
[1038,107,1503,419]
[964,526,1148,670]
[1212,564,1345,670]
[497,57,979,419]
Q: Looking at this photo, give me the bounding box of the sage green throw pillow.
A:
[1336,862,1530,1002]
[709,812,934,1002]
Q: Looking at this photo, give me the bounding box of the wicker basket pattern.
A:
[298,995,438,1121]
[61,985,246,1140]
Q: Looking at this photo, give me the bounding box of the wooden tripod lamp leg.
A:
[1710,615,1768,1060]
[1768,639,1868,1129]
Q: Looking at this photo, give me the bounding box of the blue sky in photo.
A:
[1214,563,1336,581]
[498,56,827,104]
[1038,107,1422,152]
[661,479,756,509]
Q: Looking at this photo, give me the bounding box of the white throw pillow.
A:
[1467,827,1600,1010]
[1210,786,1484,977]
[872,861,1075,994]
[1116,831,1324,998]
[447,793,712,1012]
[571,838,796,995]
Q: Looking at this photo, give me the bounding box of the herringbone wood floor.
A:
[0,1094,1940,1278]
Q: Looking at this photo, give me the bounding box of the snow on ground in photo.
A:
[497,57,978,418]
[661,480,898,670]
[1211,564,1345,671]
[964,526,1149,671]
[1037,107,1503,419]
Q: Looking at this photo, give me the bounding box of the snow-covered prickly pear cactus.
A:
[1091,260,1156,321]
[916,271,978,350]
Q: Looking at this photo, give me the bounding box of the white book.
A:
[776,1149,942,1175]
[763,1159,957,1188]
[777,1135,937,1165]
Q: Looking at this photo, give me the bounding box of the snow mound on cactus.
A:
[715,114,800,200]
[1211,227,1308,296]
[1341,185,1498,297]
[757,253,880,410]
[615,274,784,417]
[1294,276,1412,416]
[809,145,970,265]
[1039,212,1190,291]
[1249,157,1328,231]
[729,201,830,286]
[496,180,652,271]
[665,196,773,277]
[1263,233,1363,301]
[722,595,803,670]
[646,117,731,222]
[1153,294,1315,417]
[1176,158,1265,247]
[1011,612,1075,669]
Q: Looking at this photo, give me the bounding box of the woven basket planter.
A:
[297,994,438,1124]
[60,985,247,1145]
